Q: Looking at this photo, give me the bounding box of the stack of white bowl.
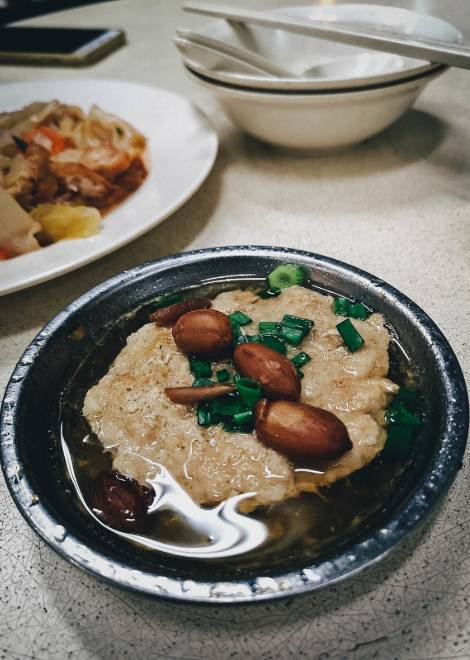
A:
[175,4,462,150]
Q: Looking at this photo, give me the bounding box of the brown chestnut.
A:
[91,470,153,530]
[172,309,233,358]
[234,343,301,401]
[149,298,211,327]
[255,399,352,460]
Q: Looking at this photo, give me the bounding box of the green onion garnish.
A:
[260,335,287,354]
[268,264,306,290]
[259,287,281,299]
[279,324,305,346]
[333,297,351,317]
[216,369,231,383]
[149,291,183,311]
[281,314,314,332]
[336,319,364,353]
[349,302,370,321]
[333,297,371,320]
[259,321,281,336]
[385,401,421,427]
[189,357,212,378]
[223,418,253,433]
[192,377,215,387]
[229,311,252,327]
[236,378,262,408]
[197,402,219,427]
[297,369,304,379]
[212,393,245,417]
[247,334,262,343]
[395,386,418,410]
[291,351,311,368]
[232,409,254,426]
[384,425,414,458]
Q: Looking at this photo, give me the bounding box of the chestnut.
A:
[234,343,301,401]
[255,399,352,460]
[172,309,233,358]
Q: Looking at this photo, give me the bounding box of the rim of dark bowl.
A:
[1,245,468,604]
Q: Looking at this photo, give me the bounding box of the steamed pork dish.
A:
[0,101,147,259]
[83,264,421,529]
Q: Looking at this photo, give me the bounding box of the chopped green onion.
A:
[149,291,183,311]
[385,401,421,427]
[259,321,281,336]
[336,319,364,353]
[247,334,262,343]
[333,297,371,320]
[216,369,231,383]
[268,264,307,290]
[281,314,314,332]
[192,377,215,387]
[229,311,252,327]
[384,425,414,458]
[395,386,418,410]
[291,351,311,368]
[297,369,304,379]
[223,419,253,433]
[236,378,262,408]
[260,335,287,354]
[349,302,370,321]
[197,402,219,427]
[189,357,212,378]
[259,287,281,299]
[233,409,254,426]
[279,324,305,346]
[212,393,245,417]
[333,297,351,317]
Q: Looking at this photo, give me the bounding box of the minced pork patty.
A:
[83,285,398,511]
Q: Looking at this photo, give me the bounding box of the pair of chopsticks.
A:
[183,2,470,71]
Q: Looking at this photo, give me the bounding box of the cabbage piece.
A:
[0,188,40,255]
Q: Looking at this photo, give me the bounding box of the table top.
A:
[1,1,470,658]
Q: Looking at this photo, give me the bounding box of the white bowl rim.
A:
[185,62,448,100]
[181,3,461,91]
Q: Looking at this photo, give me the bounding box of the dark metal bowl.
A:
[1,246,468,604]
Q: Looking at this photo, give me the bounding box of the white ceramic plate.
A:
[180,4,462,91]
[0,80,218,296]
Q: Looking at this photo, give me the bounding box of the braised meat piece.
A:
[50,161,113,207]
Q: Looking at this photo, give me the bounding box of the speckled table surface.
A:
[1,0,470,658]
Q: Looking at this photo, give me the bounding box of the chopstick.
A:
[183,2,470,71]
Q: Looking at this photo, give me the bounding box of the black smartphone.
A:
[0,26,126,66]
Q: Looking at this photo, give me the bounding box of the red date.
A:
[91,470,153,531]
